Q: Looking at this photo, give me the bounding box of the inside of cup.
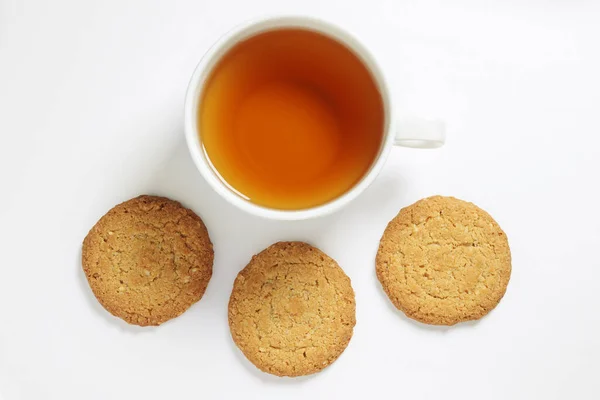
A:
[188,18,393,219]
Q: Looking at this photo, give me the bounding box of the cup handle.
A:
[394,116,446,149]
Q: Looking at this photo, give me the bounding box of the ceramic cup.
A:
[184,16,445,220]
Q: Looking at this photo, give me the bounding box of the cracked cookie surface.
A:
[82,195,213,326]
[376,196,511,326]
[228,242,355,377]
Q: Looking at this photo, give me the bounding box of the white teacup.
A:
[184,16,445,220]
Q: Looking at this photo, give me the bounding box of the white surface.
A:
[1,1,599,399]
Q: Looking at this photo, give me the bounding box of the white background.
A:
[1,0,599,399]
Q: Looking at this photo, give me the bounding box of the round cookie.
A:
[376,196,511,326]
[82,195,213,326]
[228,242,356,377]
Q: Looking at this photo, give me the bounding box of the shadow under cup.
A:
[194,23,389,215]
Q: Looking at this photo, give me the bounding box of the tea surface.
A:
[200,29,384,209]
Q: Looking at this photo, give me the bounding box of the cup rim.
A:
[184,15,394,220]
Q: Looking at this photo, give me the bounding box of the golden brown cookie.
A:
[82,195,213,326]
[228,242,356,377]
[376,196,511,326]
